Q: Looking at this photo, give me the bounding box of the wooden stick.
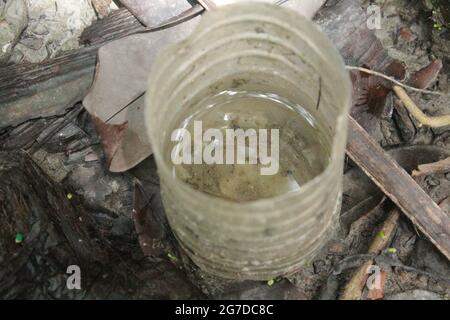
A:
[346,116,450,261]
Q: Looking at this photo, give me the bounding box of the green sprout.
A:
[377,231,386,240]
[167,253,178,263]
[387,247,397,254]
[15,233,24,244]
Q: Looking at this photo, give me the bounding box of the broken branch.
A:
[346,116,450,261]
[412,157,450,178]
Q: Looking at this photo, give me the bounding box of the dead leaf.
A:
[108,95,153,172]
[119,0,194,27]
[408,59,443,90]
[90,114,128,168]
[83,17,200,172]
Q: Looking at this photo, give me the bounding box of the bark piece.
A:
[0,47,96,129]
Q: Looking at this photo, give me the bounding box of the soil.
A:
[0,0,449,300]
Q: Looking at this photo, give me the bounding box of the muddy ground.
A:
[0,0,449,299]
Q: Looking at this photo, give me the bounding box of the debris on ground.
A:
[0,0,449,300]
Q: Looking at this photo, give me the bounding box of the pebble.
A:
[11,0,97,63]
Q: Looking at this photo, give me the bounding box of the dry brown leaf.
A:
[90,114,128,168]
[408,59,443,90]
[119,0,193,27]
[83,17,200,172]
[108,96,153,172]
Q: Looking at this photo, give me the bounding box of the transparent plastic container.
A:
[145,3,351,280]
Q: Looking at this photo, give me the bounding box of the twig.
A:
[347,117,450,261]
[393,85,450,128]
[412,157,450,178]
[345,66,445,95]
[339,208,400,300]
[316,76,322,110]
[341,140,450,299]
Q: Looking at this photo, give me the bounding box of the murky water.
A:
[170,91,331,202]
